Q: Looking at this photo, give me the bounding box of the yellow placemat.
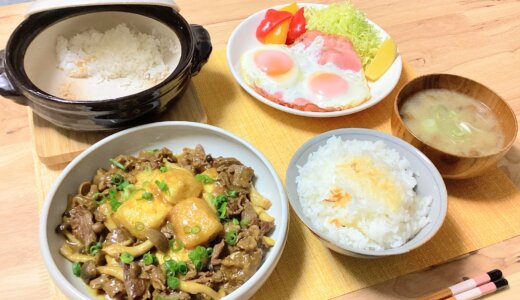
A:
[191,50,520,299]
[33,49,520,299]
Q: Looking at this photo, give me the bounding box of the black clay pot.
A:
[0,5,211,131]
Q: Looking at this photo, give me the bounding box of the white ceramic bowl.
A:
[39,121,289,299]
[227,3,403,118]
[285,128,447,258]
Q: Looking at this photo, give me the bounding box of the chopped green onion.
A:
[88,241,102,256]
[134,221,145,232]
[228,190,238,197]
[205,247,213,257]
[163,260,177,276]
[231,218,239,225]
[120,252,134,264]
[240,218,250,227]
[193,260,203,272]
[111,173,125,185]
[225,230,238,246]
[147,149,160,154]
[109,197,122,212]
[142,191,154,201]
[195,174,215,184]
[155,180,169,193]
[170,239,184,252]
[155,296,180,300]
[191,225,201,234]
[159,166,171,173]
[143,252,156,265]
[213,194,228,221]
[91,192,105,205]
[109,158,126,170]
[183,226,192,234]
[122,184,135,200]
[176,261,188,275]
[72,262,81,277]
[166,275,180,289]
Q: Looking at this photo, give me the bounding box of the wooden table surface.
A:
[1,1,519,299]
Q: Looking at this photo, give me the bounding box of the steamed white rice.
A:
[296,137,432,251]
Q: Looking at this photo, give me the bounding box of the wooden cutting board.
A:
[29,82,207,166]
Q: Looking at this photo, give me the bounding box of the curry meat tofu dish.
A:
[57,146,275,300]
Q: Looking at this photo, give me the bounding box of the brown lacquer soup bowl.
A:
[0,3,211,131]
[391,74,517,179]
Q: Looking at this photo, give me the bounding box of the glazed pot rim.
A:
[394,73,518,159]
[5,4,194,105]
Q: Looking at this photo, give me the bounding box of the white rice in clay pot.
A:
[56,23,180,87]
[296,136,432,251]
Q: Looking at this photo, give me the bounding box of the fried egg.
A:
[239,31,371,111]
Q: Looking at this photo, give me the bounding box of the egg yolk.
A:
[309,73,349,99]
[254,50,294,76]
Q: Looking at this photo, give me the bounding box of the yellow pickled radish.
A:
[279,2,299,14]
[365,38,397,81]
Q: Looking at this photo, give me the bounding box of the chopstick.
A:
[419,269,503,300]
[444,278,508,300]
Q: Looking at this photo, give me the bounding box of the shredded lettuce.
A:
[304,2,382,68]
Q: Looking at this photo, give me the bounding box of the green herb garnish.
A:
[88,241,102,256]
[225,230,238,246]
[120,252,134,264]
[228,190,238,197]
[191,225,201,234]
[195,174,215,184]
[91,192,105,205]
[143,252,156,265]
[155,180,169,193]
[166,275,180,290]
[141,191,153,201]
[170,239,184,252]
[72,262,81,277]
[109,158,126,170]
[213,194,228,221]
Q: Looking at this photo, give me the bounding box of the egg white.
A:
[239,35,371,110]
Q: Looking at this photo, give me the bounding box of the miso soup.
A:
[400,89,504,156]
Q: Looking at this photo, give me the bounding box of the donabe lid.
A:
[26,0,179,16]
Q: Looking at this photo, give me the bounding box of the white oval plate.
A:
[40,121,289,300]
[227,3,403,117]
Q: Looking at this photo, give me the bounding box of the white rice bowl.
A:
[296,136,432,251]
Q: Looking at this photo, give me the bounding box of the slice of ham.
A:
[294,30,363,72]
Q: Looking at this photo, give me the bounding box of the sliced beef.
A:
[105,227,133,245]
[71,195,96,212]
[80,260,97,283]
[178,145,211,173]
[240,204,259,226]
[90,275,126,298]
[212,157,242,170]
[258,220,275,237]
[220,249,262,293]
[194,270,225,287]
[210,239,226,266]
[123,262,149,300]
[216,163,254,194]
[183,263,198,280]
[69,206,96,246]
[137,148,177,169]
[226,194,248,216]
[236,225,261,252]
[144,265,166,291]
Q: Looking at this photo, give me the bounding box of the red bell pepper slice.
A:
[286,7,307,45]
[256,9,293,42]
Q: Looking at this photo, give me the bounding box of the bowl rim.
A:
[39,121,289,299]
[285,128,448,257]
[226,2,403,118]
[6,5,194,105]
[393,73,519,158]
